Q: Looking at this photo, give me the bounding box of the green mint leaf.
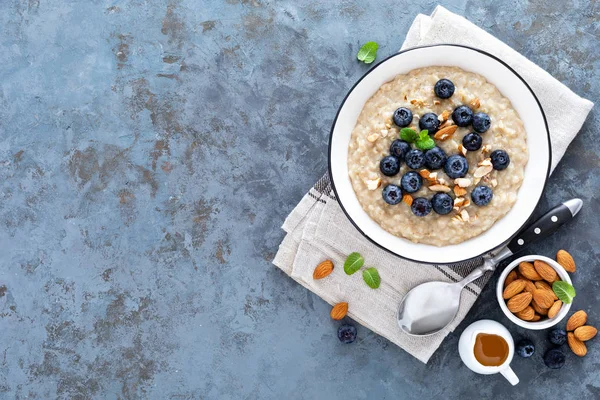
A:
[400,128,418,142]
[362,267,381,289]
[415,131,435,150]
[357,42,378,64]
[344,252,364,275]
[553,281,576,304]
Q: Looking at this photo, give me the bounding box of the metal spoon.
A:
[397,198,583,336]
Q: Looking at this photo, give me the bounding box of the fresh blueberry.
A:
[382,185,402,205]
[337,324,357,344]
[471,186,493,206]
[390,140,411,161]
[490,149,510,171]
[434,78,455,99]
[444,155,469,179]
[452,105,474,127]
[401,171,422,194]
[431,193,453,215]
[424,146,447,170]
[393,107,413,127]
[543,348,566,369]
[405,149,426,169]
[462,132,483,151]
[516,339,535,358]
[380,155,400,176]
[548,329,567,346]
[472,112,491,133]
[411,197,432,217]
[419,112,440,134]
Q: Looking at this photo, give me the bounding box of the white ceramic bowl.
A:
[329,44,550,264]
[496,255,571,329]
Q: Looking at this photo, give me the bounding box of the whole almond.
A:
[519,262,543,281]
[534,260,558,283]
[568,332,587,357]
[507,292,532,313]
[531,314,541,322]
[566,310,588,331]
[523,280,537,294]
[547,300,563,319]
[534,281,558,300]
[556,250,576,273]
[532,300,549,316]
[504,270,518,288]
[313,260,334,280]
[533,289,555,309]
[516,306,535,321]
[330,302,348,320]
[574,326,598,341]
[502,279,527,299]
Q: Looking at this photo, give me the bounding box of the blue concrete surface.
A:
[0,0,598,398]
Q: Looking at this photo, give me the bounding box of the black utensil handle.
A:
[507,204,574,254]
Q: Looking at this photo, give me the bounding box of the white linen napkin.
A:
[273,5,593,363]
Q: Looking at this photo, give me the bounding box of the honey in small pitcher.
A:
[473,333,509,367]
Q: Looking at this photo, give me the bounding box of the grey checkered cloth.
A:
[273,5,593,363]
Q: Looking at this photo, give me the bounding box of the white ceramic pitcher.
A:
[458,319,519,385]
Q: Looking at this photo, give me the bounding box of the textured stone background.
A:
[0,0,598,399]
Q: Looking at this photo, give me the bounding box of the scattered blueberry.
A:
[434,78,455,99]
[393,107,413,127]
[380,155,400,176]
[390,140,411,161]
[516,339,535,358]
[337,324,357,344]
[382,185,402,205]
[405,149,426,169]
[472,112,491,133]
[490,149,510,171]
[452,105,474,127]
[401,171,423,194]
[444,155,469,179]
[471,185,493,206]
[543,348,566,369]
[462,132,483,151]
[431,193,453,215]
[548,329,567,346]
[419,112,440,134]
[424,147,447,170]
[411,197,432,217]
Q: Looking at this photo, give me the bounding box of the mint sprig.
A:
[415,130,435,150]
[362,268,381,289]
[553,281,576,304]
[344,252,364,275]
[357,42,378,64]
[400,128,418,142]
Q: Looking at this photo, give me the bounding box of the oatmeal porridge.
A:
[347,66,528,246]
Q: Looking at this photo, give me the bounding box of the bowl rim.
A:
[496,255,572,330]
[327,43,551,265]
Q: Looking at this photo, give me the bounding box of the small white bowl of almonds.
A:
[497,254,573,330]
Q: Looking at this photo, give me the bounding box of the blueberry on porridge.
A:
[347,66,528,245]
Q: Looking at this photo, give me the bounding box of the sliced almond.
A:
[437,178,448,186]
[380,129,389,138]
[458,144,467,157]
[440,110,451,121]
[482,144,491,154]
[418,169,431,179]
[453,186,467,196]
[402,194,413,206]
[469,98,480,109]
[454,197,465,207]
[385,123,391,129]
[434,125,458,141]
[365,178,382,191]
[367,133,379,143]
[438,120,452,129]
[463,198,471,207]
[454,178,472,188]
[452,214,463,223]
[426,172,438,184]
[474,165,493,178]
[478,158,492,167]
[460,209,470,222]
[429,184,451,193]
